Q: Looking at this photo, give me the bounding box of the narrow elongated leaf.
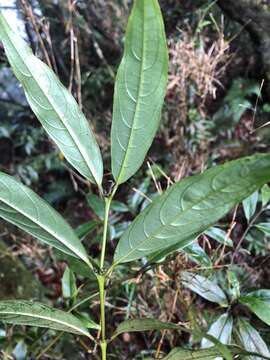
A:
[111,0,168,184]
[114,154,270,263]
[111,319,180,340]
[239,290,270,326]
[261,184,270,206]
[205,227,233,247]
[243,191,258,222]
[154,347,229,360]
[75,220,101,239]
[255,223,270,236]
[0,171,90,265]
[0,301,100,336]
[202,313,233,349]
[62,267,77,299]
[0,13,103,187]
[183,242,212,266]
[182,272,228,306]
[237,318,270,360]
[147,346,270,360]
[112,318,232,359]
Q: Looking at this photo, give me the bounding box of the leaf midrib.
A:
[0,190,88,264]
[115,167,257,263]
[1,18,99,185]
[116,3,146,184]
[0,309,90,337]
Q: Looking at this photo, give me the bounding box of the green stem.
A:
[98,275,107,360]
[97,185,118,360]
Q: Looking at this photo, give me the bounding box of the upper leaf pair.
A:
[0,0,168,190]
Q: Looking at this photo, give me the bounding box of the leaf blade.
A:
[237,318,270,360]
[0,301,100,336]
[182,272,228,305]
[201,313,233,348]
[239,290,270,326]
[114,154,270,263]
[0,12,103,187]
[111,0,168,184]
[0,171,90,265]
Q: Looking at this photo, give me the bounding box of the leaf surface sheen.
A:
[0,171,90,265]
[114,154,270,263]
[237,318,270,360]
[0,13,103,186]
[201,313,233,349]
[111,0,168,184]
[182,272,227,305]
[0,301,99,336]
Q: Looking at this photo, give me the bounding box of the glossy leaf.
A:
[205,227,233,247]
[202,313,233,349]
[153,347,229,360]
[147,346,270,360]
[114,154,270,264]
[111,318,180,340]
[0,301,100,336]
[111,0,168,184]
[182,272,228,306]
[239,290,270,326]
[227,270,240,300]
[243,191,258,222]
[62,266,77,299]
[237,318,270,360]
[0,171,91,265]
[0,13,103,187]
[261,184,270,206]
[183,242,212,266]
[75,220,101,239]
[255,223,270,236]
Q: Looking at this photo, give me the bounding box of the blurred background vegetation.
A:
[0,0,270,359]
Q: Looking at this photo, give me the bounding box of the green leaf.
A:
[202,313,233,349]
[75,220,101,239]
[111,318,180,340]
[261,184,270,206]
[147,346,270,360]
[153,347,229,360]
[111,0,168,184]
[147,234,199,264]
[0,301,99,336]
[255,223,270,236]
[0,171,91,266]
[239,290,270,326]
[87,193,105,220]
[182,272,228,306]
[183,242,212,266]
[205,227,233,247]
[237,318,270,360]
[227,270,240,300]
[62,266,77,299]
[114,154,270,264]
[243,191,258,222]
[0,13,103,187]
